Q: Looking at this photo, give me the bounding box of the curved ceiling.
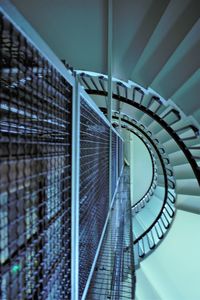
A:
[11,0,200,122]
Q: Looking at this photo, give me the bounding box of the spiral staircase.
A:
[2,0,200,299]
[77,70,200,299]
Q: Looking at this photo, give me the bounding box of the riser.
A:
[176,179,200,196]
[156,130,172,144]
[176,194,200,214]
[148,121,163,135]
[173,164,195,180]
[154,186,165,199]
[133,198,163,234]
[168,151,188,166]
[163,138,180,154]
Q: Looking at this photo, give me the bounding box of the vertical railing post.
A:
[108,0,113,206]
[71,75,80,300]
[116,136,119,181]
[119,105,122,133]
[107,1,113,297]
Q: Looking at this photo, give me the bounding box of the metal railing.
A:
[0,4,125,300]
[0,9,73,299]
[97,109,176,262]
[78,91,124,299]
[77,72,200,185]
[86,167,135,300]
[111,114,176,262]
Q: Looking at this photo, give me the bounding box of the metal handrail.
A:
[83,82,200,184]
[119,125,158,210]
[112,116,176,252]
[114,118,175,215]
[76,72,200,261]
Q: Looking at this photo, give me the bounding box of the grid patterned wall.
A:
[0,13,72,300]
[118,138,124,176]
[79,99,110,297]
[112,133,118,198]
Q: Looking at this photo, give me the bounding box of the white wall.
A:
[130,132,153,206]
[122,128,131,165]
[136,268,161,300]
[136,210,200,300]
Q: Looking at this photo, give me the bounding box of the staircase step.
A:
[133,216,144,239]
[120,0,169,83]
[147,194,164,214]
[172,69,200,116]
[163,138,180,155]
[151,18,200,99]
[173,163,195,180]
[121,102,143,121]
[132,0,200,89]
[135,201,160,230]
[168,150,188,166]
[148,121,163,135]
[156,128,171,144]
[176,194,200,214]
[139,111,153,126]
[176,178,200,196]
[154,185,165,199]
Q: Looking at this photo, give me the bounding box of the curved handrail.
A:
[113,113,168,215]
[118,125,158,210]
[111,115,176,256]
[133,188,176,245]
[79,74,200,184]
[115,121,174,216]
[90,89,200,184]
[76,72,200,259]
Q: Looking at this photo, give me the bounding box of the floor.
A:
[86,166,135,299]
